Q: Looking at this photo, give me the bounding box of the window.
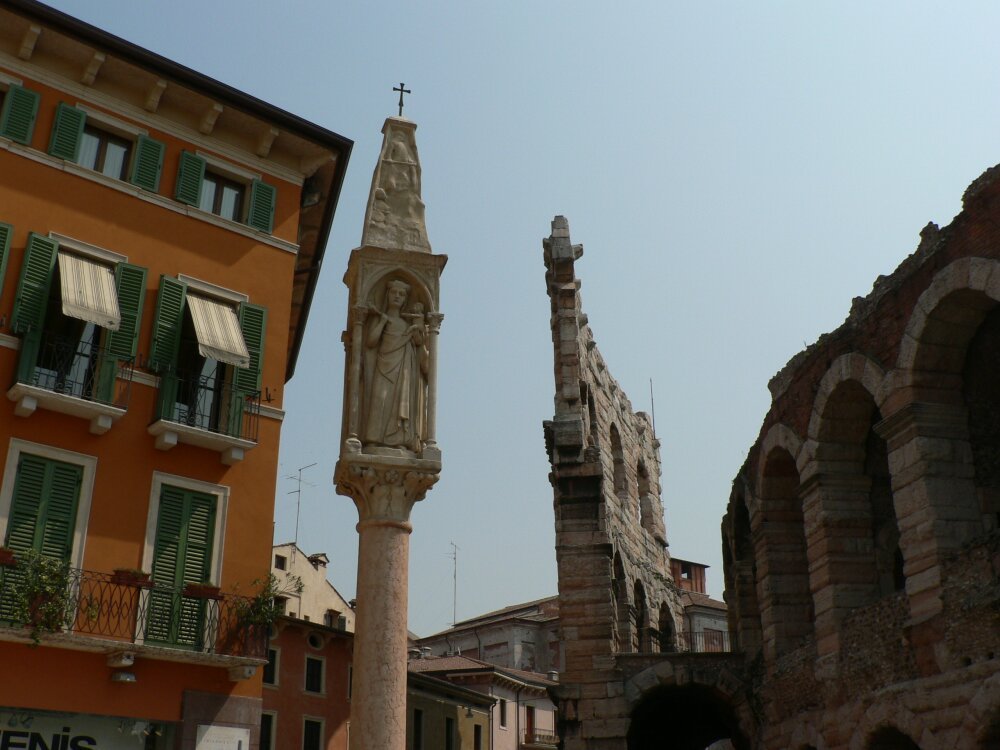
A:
[9,233,146,417]
[148,276,266,443]
[274,554,287,571]
[0,439,97,572]
[48,103,164,190]
[260,713,275,750]
[304,656,324,693]
[0,83,40,144]
[473,725,482,750]
[499,698,507,729]
[275,596,288,615]
[347,664,353,700]
[302,720,322,750]
[307,633,323,649]
[412,709,423,750]
[322,609,334,627]
[263,648,278,685]
[141,473,228,651]
[444,717,455,750]
[174,151,277,232]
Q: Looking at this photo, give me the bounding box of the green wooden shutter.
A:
[129,135,165,192]
[247,179,276,233]
[47,103,86,161]
[147,486,215,648]
[147,276,186,372]
[11,233,57,384]
[235,303,266,392]
[0,222,13,299]
[107,263,147,359]
[174,151,205,206]
[0,85,40,145]
[11,233,58,335]
[5,455,81,562]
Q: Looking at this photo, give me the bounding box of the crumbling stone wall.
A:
[543,216,684,749]
[720,165,1000,749]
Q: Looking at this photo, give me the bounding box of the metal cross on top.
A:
[393,82,411,117]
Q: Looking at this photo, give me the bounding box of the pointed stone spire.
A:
[360,117,431,253]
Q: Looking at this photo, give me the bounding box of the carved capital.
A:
[335,455,440,524]
[425,312,444,332]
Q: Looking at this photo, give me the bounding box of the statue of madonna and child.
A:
[360,278,429,455]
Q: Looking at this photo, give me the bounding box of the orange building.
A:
[0,3,350,750]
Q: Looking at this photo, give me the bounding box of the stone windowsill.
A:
[147,419,256,465]
[7,382,125,435]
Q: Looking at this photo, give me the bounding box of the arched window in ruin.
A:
[963,303,1000,533]
[729,487,761,654]
[612,552,629,652]
[633,579,650,652]
[816,380,904,604]
[638,460,652,529]
[657,601,675,652]
[867,726,921,750]
[759,448,813,657]
[610,424,627,501]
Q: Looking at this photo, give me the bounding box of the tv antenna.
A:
[449,542,459,626]
[286,462,317,546]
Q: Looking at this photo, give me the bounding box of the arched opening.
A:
[633,579,650,653]
[867,726,921,750]
[627,684,749,750]
[612,552,629,652]
[816,380,904,604]
[758,448,813,657]
[963,303,1000,533]
[610,424,628,504]
[728,487,760,654]
[658,601,675,652]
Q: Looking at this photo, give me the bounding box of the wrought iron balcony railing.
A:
[0,563,266,660]
[159,369,260,443]
[522,731,559,748]
[668,630,733,654]
[22,332,133,408]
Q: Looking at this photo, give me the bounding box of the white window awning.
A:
[186,293,250,369]
[58,252,121,330]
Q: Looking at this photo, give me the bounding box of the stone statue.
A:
[361,278,428,453]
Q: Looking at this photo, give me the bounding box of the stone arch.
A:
[633,579,650,652]
[612,551,630,652]
[610,423,627,502]
[727,481,761,655]
[624,662,753,750]
[756,446,814,660]
[757,423,805,483]
[657,600,675,652]
[849,698,936,750]
[868,728,922,750]
[802,364,905,658]
[960,671,1000,748]
[637,460,657,533]
[361,266,435,314]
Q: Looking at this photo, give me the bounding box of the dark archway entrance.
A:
[627,684,749,750]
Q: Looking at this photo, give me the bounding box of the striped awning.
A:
[186,293,250,369]
[58,252,121,330]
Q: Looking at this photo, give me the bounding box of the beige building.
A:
[270,542,355,632]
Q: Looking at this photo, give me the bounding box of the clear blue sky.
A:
[44,0,1000,636]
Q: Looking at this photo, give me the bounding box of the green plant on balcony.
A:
[10,551,73,645]
[236,573,303,628]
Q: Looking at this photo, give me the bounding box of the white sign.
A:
[196,725,250,750]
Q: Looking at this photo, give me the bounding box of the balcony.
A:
[7,332,133,434]
[0,562,265,674]
[522,731,559,749]
[667,630,733,654]
[148,370,260,464]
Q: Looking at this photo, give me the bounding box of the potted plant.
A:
[183,582,223,600]
[111,568,153,588]
[0,547,17,567]
[236,573,303,628]
[10,551,73,645]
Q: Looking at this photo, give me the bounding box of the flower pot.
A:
[111,569,153,589]
[0,549,17,567]
[183,583,222,600]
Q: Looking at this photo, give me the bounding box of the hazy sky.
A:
[42,1,1000,637]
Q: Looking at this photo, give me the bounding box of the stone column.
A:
[337,459,437,750]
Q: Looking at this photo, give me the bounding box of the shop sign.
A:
[0,709,166,750]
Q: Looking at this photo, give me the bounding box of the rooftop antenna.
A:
[286,462,317,547]
[449,542,459,626]
[649,378,656,438]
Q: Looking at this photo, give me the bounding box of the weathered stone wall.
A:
[543,216,684,750]
[721,165,1000,749]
